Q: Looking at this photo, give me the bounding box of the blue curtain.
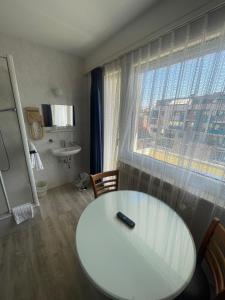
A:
[90,67,104,174]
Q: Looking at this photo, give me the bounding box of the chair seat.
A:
[176,263,210,300]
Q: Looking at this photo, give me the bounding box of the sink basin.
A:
[51,145,81,157]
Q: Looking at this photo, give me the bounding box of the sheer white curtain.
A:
[103,6,225,240]
[103,61,121,171]
[117,7,225,209]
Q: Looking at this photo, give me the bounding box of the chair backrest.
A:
[198,218,225,299]
[90,170,119,198]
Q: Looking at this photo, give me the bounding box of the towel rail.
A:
[0,107,16,113]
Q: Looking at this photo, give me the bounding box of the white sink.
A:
[51,145,81,157]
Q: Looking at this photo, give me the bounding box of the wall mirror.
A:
[42,104,75,127]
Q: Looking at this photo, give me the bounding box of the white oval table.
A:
[76,191,196,300]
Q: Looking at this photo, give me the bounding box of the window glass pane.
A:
[135,49,225,181]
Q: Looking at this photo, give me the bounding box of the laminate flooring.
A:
[0,184,109,300]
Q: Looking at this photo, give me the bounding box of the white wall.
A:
[85,0,225,71]
[0,32,89,189]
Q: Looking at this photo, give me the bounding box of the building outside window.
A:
[134,51,225,181]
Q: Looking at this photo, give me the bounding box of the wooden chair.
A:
[177,218,225,300]
[90,170,119,198]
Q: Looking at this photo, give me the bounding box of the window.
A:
[134,51,225,181]
[105,8,225,205]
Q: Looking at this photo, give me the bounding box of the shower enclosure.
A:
[0,55,38,219]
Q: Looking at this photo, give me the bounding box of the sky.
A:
[141,50,225,108]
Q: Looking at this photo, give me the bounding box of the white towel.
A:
[29,141,44,171]
[12,203,34,224]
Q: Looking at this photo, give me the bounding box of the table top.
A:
[76,190,196,300]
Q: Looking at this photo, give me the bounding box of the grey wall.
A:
[85,0,225,71]
[0,32,89,189]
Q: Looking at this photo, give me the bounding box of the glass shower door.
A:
[0,56,33,215]
[0,57,13,216]
[0,122,10,215]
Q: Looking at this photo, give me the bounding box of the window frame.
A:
[119,57,225,206]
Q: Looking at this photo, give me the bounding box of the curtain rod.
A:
[85,0,225,73]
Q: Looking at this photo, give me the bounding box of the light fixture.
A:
[51,87,63,97]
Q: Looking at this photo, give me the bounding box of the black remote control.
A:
[116,212,135,228]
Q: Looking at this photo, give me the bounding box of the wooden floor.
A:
[0,184,109,300]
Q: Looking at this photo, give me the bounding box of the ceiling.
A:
[0,0,157,57]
